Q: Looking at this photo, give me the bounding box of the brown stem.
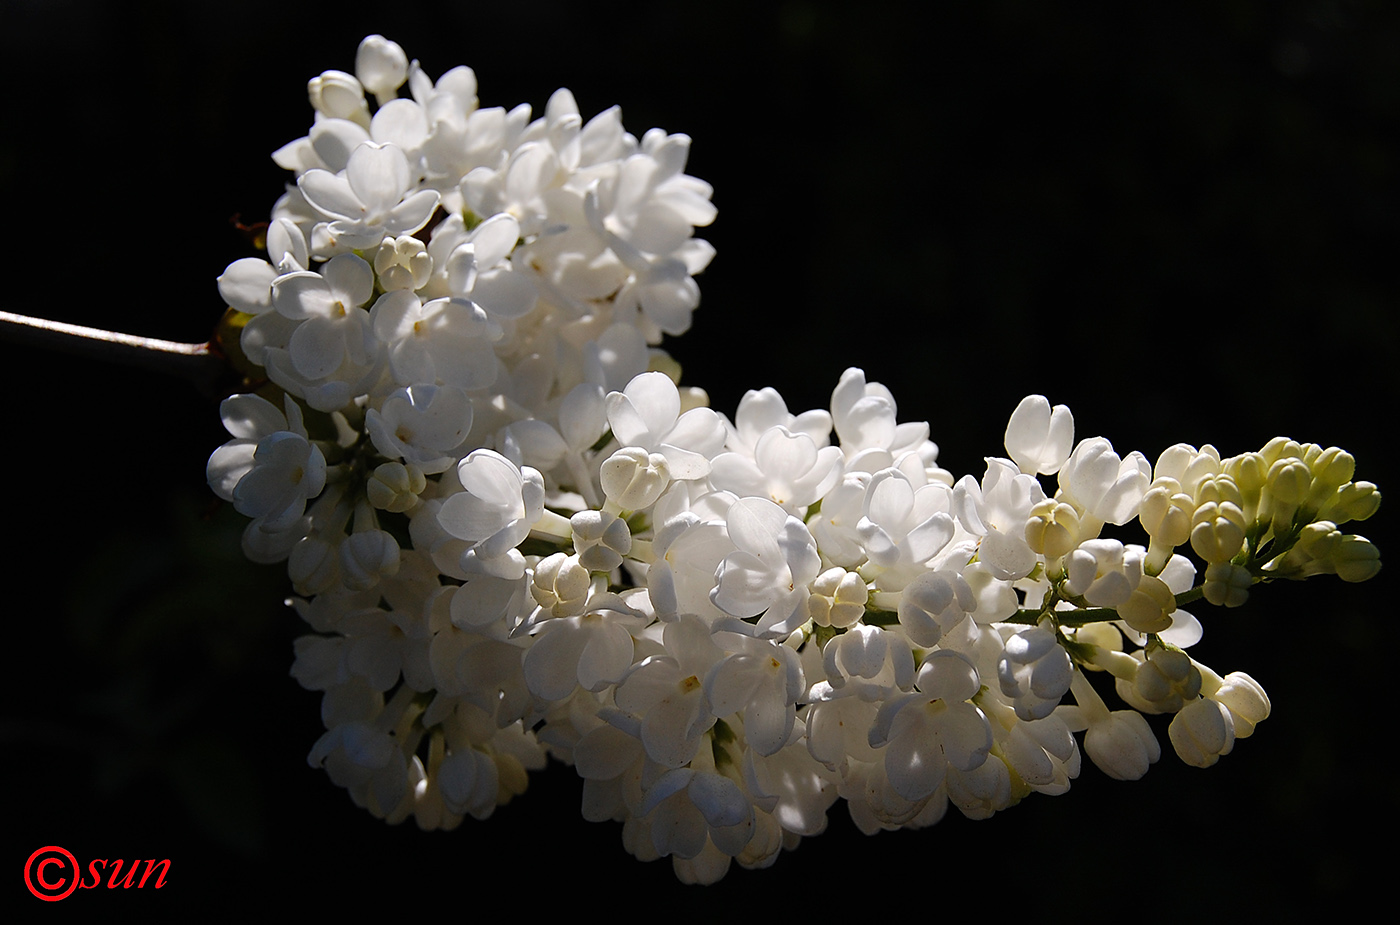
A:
[0,310,235,398]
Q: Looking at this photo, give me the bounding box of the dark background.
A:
[5,0,1396,917]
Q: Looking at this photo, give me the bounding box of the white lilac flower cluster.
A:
[208,36,1383,883]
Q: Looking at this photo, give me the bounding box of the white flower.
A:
[259,253,382,409]
[856,467,956,587]
[1004,394,1074,476]
[952,457,1044,581]
[612,615,723,768]
[869,650,992,802]
[704,634,804,757]
[365,385,474,474]
[997,621,1074,721]
[725,387,832,455]
[437,449,546,578]
[606,371,726,480]
[830,367,933,471]
[1057,436,1151,528]
[207,393,325,534]
[370,290,502,390]
[711,497,821,638]
[818,623,914,697]
[298,142,440,250]
[522,590,650,700]
[709,425,842,513]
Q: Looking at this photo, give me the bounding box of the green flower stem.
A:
[1006,585,1208,627]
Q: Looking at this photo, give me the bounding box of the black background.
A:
[5,0,1397,917]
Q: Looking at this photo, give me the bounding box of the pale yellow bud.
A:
[1210,672,1270,738]
[1225,451,1267,522]
[1139,479,1194,549]
[1271,521,1342,578]
[1203,561,1252,607]
[1190,502,1247,563]
[1116,574,1177,635]
[1309,447,1355,493]
[1259,437,1303,468]
[1025,498,1080,559]
[1267,457,1312,506]
[1331,534,1381,582]
[366,461,427,513]
[1320,480,1381,525]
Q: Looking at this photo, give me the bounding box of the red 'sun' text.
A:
[24,846,171,901]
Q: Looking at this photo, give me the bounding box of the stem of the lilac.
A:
[0,309,232,396]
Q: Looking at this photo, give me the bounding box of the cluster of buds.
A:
[207,36,1382,883]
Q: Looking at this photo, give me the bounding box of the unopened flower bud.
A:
[356,34,409,100]
[1063,539,1142,608]
[374,235,432,291]
[531,552,591,617]
[1331,534,1381,582]
[1025,498,1080,559]
[367,461,427,513]
[1168,698,1235,767]
[1190,479,1246,564]
[571,510,631,572]
[600,447,671,511]
[308,69,370,126]
[1202,561,1252,607]
[1264,456,1312,530]
[812,567,870,629]
[1190,508,1246,564]
[1119,646,1200,714]
[1275,520,1342,575]
[896,569,968,644]
[1225,451,1267,521]
[340,529,401,591]
[1180,445,1223,496]
[1259,436,1304,468]
[1084,709,1159,781]
[1209,671,1270,738]
[1139,479,1194,549]
[1320,480,1381,525]
[1116,574,1177,635]
[1308,447,1355,497]
[290,535,340,596]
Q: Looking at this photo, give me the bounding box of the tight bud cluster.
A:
[208,36,1383,883]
